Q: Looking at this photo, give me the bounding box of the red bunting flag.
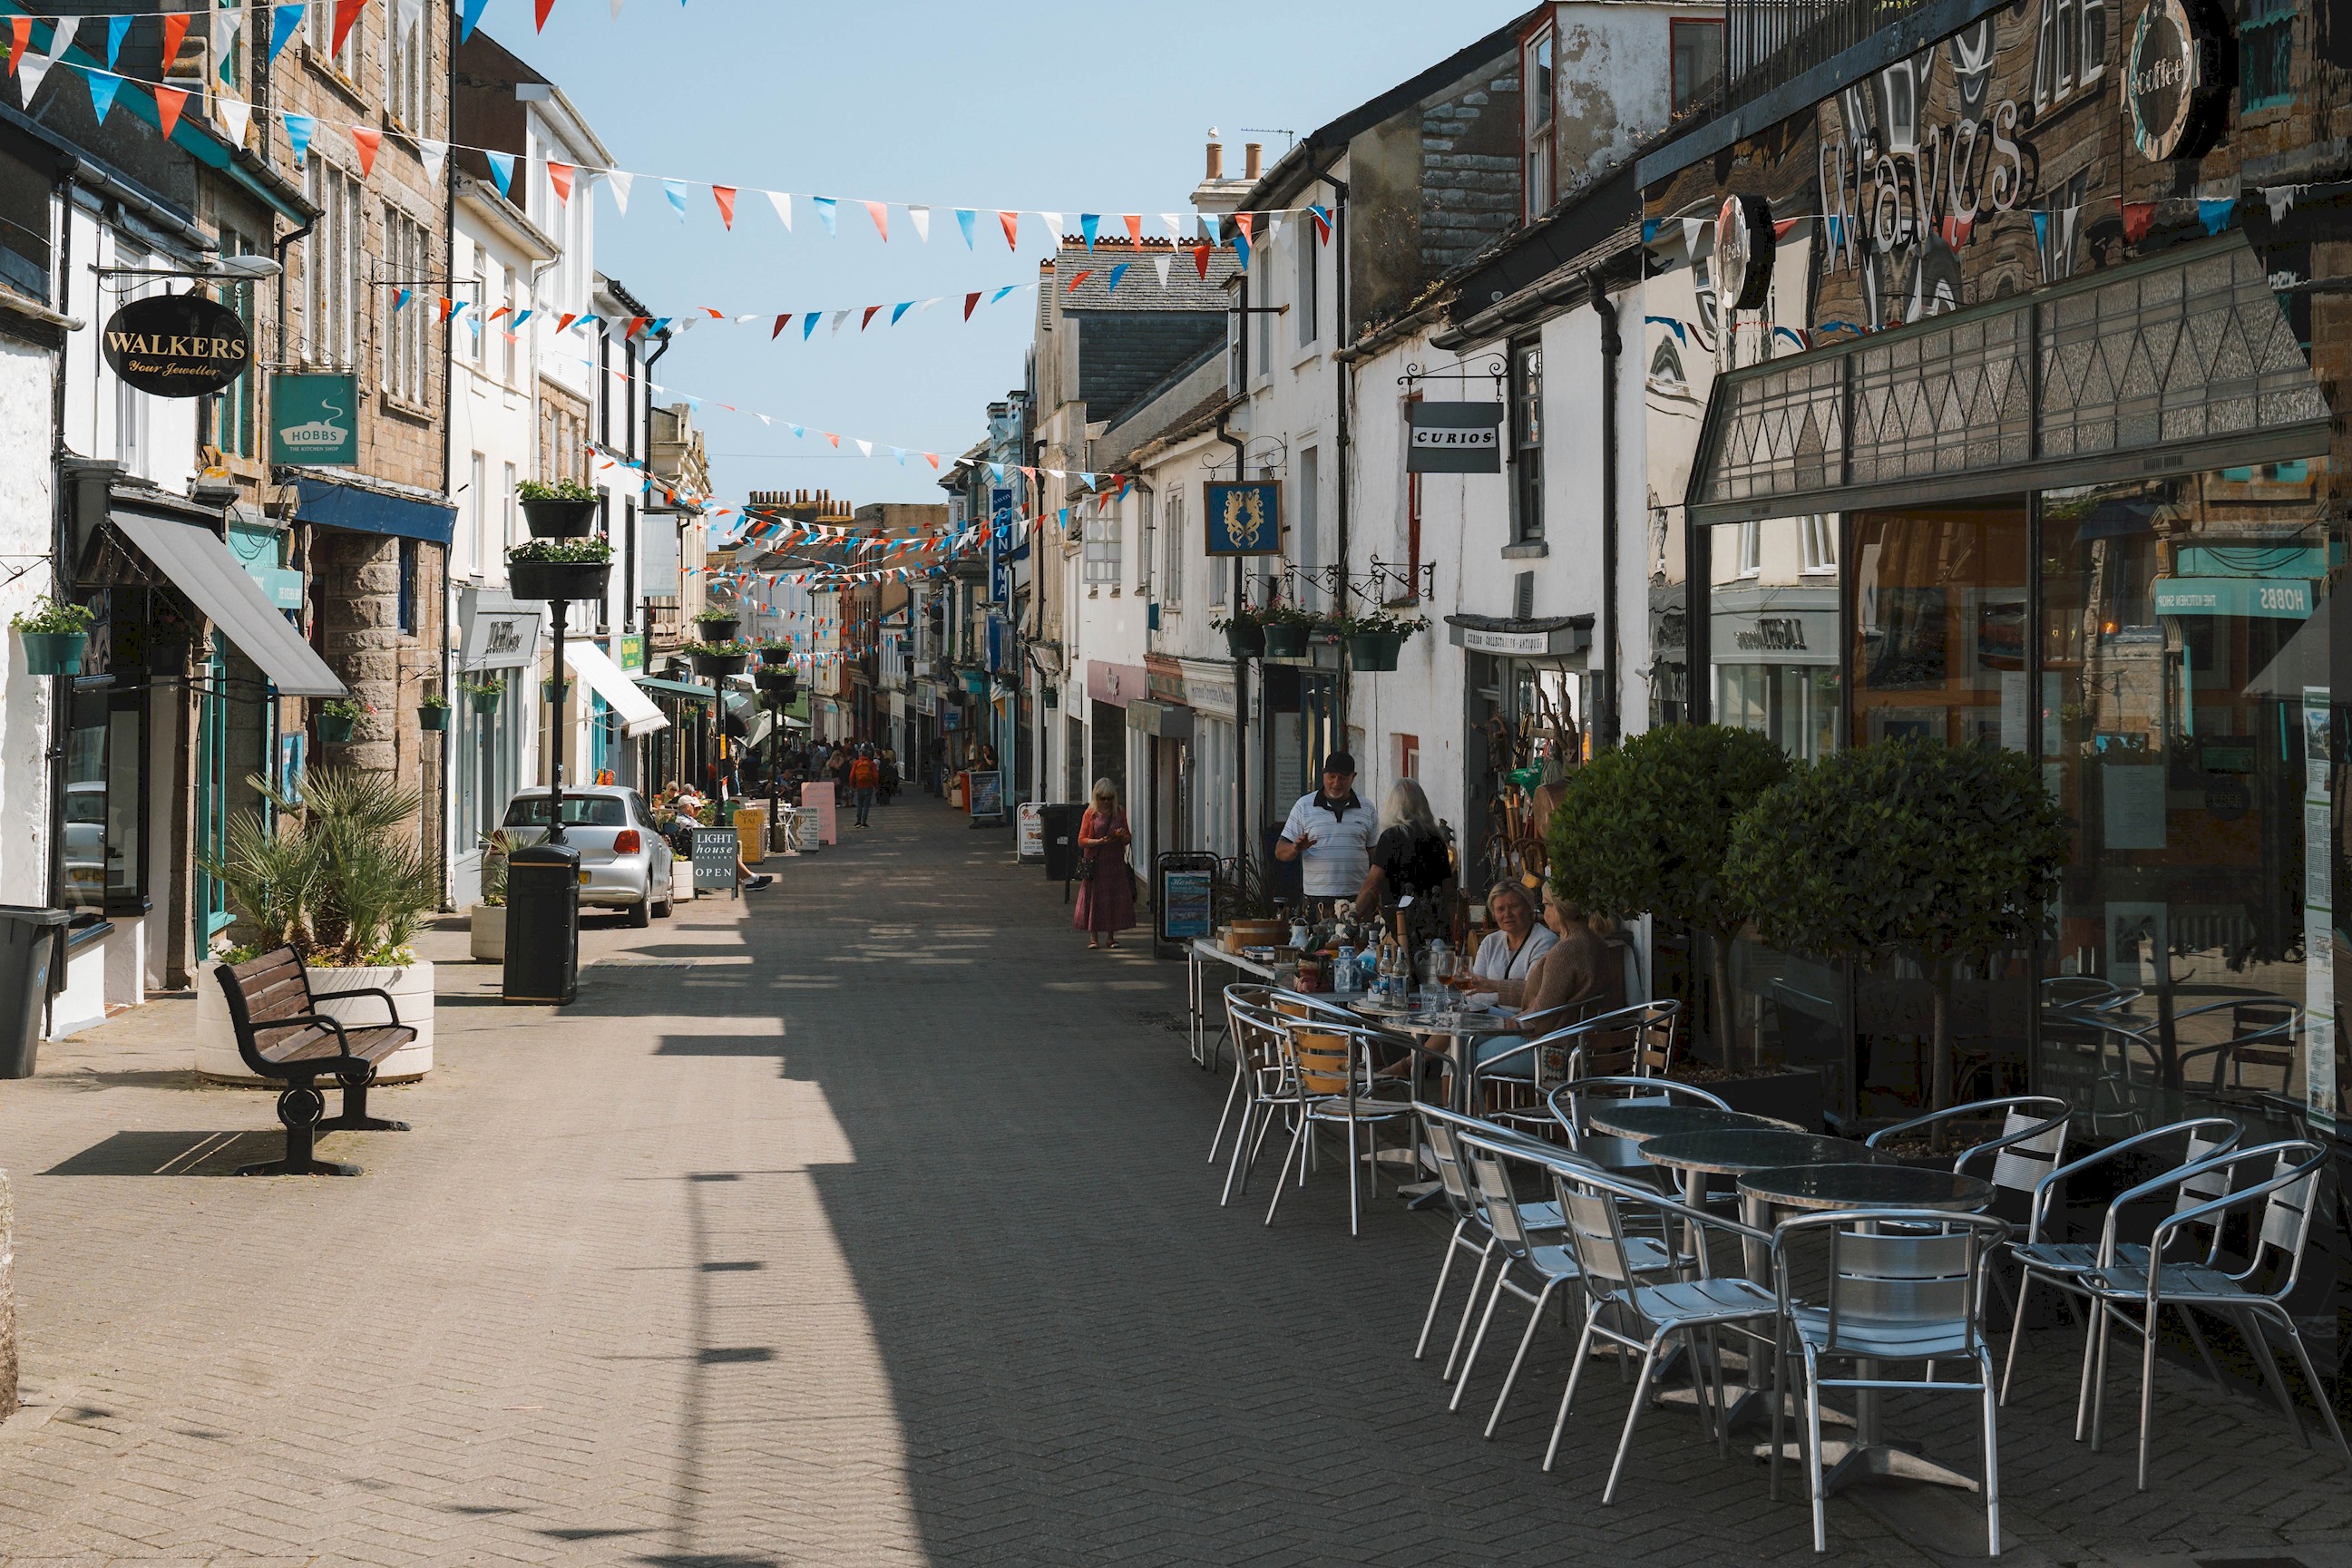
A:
[998,209,1019,250]
[486,305,512,323]
[535,0,555,29]
[151,83,188,141]
[863,200,888,241]
[1065,269,1091,293]
[546,159,574,202]
[436,297,456,322]
[625,316,650,338]
[349,124,381,178]
[2122,201,2157,245]
[555,312,579,333]
[825,433,841,448]
[963,291,981,320]
[330,0,370,55]
[861,305,883,330]
[924,453,941,470]
[712,185,737,229]
[7,17,30,78]
[772,315,790,339]
[1123,214,1141,245]
[1235,213,1254,243]
[160,12,192,73]
[1192,241,1211,278]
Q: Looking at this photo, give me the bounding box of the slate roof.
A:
[1048,239,1239,312]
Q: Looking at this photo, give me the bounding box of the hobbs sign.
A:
[102,295,251,398]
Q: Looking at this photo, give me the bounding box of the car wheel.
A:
[654,887,673,919]
[627,892,653,928]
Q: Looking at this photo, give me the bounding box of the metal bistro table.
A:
[1346,998,1525,1114]
[1738,1162,1998,1498]
[1581,1102,1799,1144]
[1186,940,1281,1068]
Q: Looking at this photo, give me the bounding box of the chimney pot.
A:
[1205,141,1223,181]
[1244,142,1263,180]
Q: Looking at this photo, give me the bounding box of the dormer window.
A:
[1524,27,1556,220]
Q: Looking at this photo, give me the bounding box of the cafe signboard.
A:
[102,294,251,397]
[2127,0,2229,161]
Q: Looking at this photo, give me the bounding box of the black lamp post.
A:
[502,542,610,1006]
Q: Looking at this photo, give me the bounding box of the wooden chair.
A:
[214,948,415,1176]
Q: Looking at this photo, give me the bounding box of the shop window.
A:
[1737,521,1762,578]
[398,539,418,634]
[1163,487,1185,609]
[1510,340,1543,543]
[1800,514,1839,575]
[2240,1,2294,109]
[211,231,260,459]
[1707,518,1840,764]
[1082,494,1120,587]
[385,0,427,131]
[382,204,432,405]
[63,684,148,919]
[1295,219,1319,346]
[306,0,360,78]
[2035,0,2106,106]
[1524,27,1556,218]
[1137,489,1155,599]
[1671,20,1724,113]
[300,161,361,367]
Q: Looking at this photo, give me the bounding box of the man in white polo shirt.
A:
[1274,751,1377,903]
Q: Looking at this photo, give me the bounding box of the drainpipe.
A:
[1217,413,1249,865]
[1326,171,1352,724]
[1586,268,1622,750]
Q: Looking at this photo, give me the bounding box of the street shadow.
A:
[45,1129,287,1175]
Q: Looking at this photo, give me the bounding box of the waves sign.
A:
[268,373,358,466]
[102,294,250,397]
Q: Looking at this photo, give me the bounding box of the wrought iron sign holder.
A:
[1400,358,1506,395]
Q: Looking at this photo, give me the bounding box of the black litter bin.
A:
[0,906,70,1079]
[502,842,581,1005]
[1039,803,1087,887]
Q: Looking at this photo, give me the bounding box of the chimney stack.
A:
[1205,141,1223,181]
[1244,141,1263,180]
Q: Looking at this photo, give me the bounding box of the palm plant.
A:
[210,768,439,967]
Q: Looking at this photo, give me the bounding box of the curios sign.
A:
[1714,194,1776,312]
[102,293,250,397]
[2127,0,2230,161]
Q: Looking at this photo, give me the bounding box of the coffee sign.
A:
[2128,0,2228,161]
[1714,194,1776,311]
[102,294,250,397]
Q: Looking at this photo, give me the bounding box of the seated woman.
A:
[1352,779,1455,929]
[1472,885,1626,1076]
[1469,881,1557,991]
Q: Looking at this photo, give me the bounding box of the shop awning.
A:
[292,474,456,545]
[636,677,716,702]
[563,639,668,737]
[109,508,346,696]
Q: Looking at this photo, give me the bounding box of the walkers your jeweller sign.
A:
[269,372,359,466]
[1204,481,1282,556]
[1408,403,1504,473]
[2127,0,2230,161]
[102,294,250,397]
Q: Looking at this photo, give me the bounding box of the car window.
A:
[630,792,654,825]
[503,795,626,828]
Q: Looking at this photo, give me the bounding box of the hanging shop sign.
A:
[1204,481,1283,556]
[2127,0,2230,162]
[102,294,251,398]
[1713,194,1776,311]
[269,373,359,466]
[1407,403,1505,473]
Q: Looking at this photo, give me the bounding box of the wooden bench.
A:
[213,948,415,1176]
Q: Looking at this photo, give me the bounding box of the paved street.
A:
[0,795,2345,1566]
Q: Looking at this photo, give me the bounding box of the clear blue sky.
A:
[490,0,1528,510]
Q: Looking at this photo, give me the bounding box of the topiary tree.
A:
[1724,736,2071,1119]
[1547,724,1791,1066]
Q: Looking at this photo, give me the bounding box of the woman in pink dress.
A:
[1073,778,1137,950]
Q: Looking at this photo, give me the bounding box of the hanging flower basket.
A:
[1222,621,1264,658]
[509,559,610,601]
[755,668,797,696]
[694,613,742,643]
[468,687,504,715]
[319,712,356,744]
[688,642,749,677]
[418,702,451,732]
[18,630,87,677]
[519,496,600,539]
[756,644,793,667]
[1262,622,1310,659]
[1347,630,1403,671]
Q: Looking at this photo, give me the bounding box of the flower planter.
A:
[470,903,505,962]
[197,958,435,1083]
[695,617,742,643]
[1224,622,1266,658]
[756,645,793,667]
[507,560,611,602]
[519,497,600,539]
[755,669,796,696]
[18,630,87,677]
[693,651,749,677]
[543,679,573,704]
[1262,622,1310,659]
[418,704,451,732]
[469,689,503,715]
[1347,630,1403,671]
[318,711,357,744]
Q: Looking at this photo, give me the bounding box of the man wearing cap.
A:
[1275,753,1377,903]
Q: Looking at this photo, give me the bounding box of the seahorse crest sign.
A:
[1204,481,1282,557]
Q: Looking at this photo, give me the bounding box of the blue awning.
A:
[293,476,456,545]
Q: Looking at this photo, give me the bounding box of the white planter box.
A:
[673,861,696,901]
[196,959,435,1085]
[470,904,505,962]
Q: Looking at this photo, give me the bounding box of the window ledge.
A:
[1500,541,1548,560]
[380,391,434,426]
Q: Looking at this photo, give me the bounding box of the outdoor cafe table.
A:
[1736,1161,1999,1497]
[1637,1129,1899,1219]
[1187,940,1281,1067]
[1345,998,1525,1114]
[1580,1102,1798,1144]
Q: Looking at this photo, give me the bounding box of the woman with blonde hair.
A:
[1352,778,1456,920]
[1073,777,1137,950]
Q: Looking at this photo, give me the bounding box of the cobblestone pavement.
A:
[0,796,2346,1566]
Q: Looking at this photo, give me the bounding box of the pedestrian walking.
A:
[1073,778,1136,950]
[850,745,881,828]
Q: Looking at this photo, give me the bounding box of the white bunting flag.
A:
[829,309,849,335]
[1154,255,1171,287]
[908,205,930,242]
[1683,218,1706,254]
[2268,184,2299,222]
[1268,215,1284,246]
[417,137,447,186]
[215,93,253,148]
[1038,211,1061,239]
[766,190,790,230]
[1162,212,1185,241]
[20,15,77,101]
[607,168,632,214]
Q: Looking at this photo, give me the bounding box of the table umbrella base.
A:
[1751,1437,1979,1495]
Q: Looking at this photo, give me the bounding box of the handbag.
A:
[1075,809,1100,882]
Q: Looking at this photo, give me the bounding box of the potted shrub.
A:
[196,768,441,1083]
[694,606,743,644]
[462,678,506,714]
[754,638,793,667]
[1547,724,1791,1066]
[685,639,750,677]
[1210,605,1266,658]
[318,696,370,744]
[11,597,94,676]
[1334,610,1430,673]
[507,535,612,601]
[516,478,600,538]
[469,828,523,962]
[418,692,451,732]
[1726,736,2069,1134]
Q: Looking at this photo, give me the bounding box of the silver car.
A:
[500,785,677,926]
